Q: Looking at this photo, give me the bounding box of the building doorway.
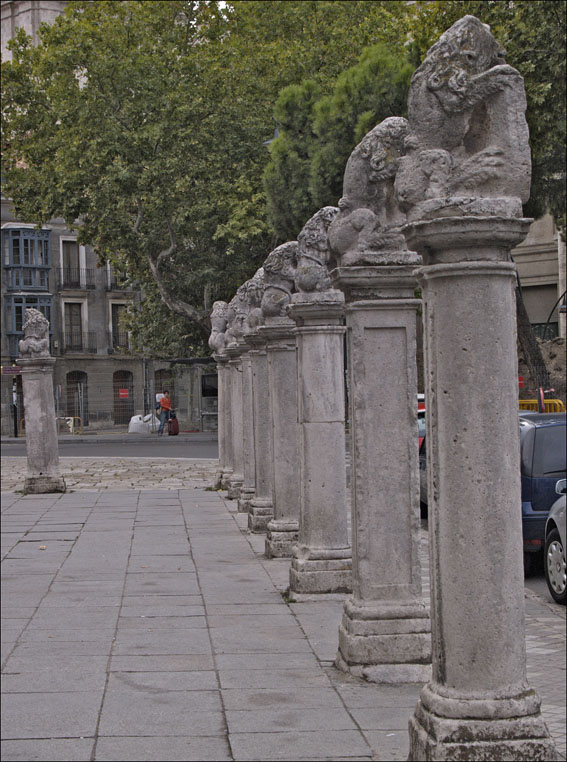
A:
[66,371,89,426]
[113,370,134,424]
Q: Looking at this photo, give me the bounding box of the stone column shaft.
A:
[226,344,244,499]
[261,323,300,557]
[18,357,66,494]
[288,291,352,595]
[246,332,274,532]
[332,266,430,683]
[218,357,234,490]
[237,348,256,513]
[404,217,556,761]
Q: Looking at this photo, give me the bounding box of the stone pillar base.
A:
[289,545,352,595]
[226,476,243,500]
[336,598,431,683]
[24,475,66,494]
[408,683,557,761]
[265,519,299,558]
[248,499,273,533]
[220,469,233,490]
[237,488,255,513]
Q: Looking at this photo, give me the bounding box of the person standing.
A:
[157,390,172,436]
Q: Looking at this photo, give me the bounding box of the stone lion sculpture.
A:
[261,241,298,318]
[295,206,339,293]
[394,15,531,220]
[208,301,229,353]
[18,308,50,359]
[328,117,419,265]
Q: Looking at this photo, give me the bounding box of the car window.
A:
[532,425,567,477]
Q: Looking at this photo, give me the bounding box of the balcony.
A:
[60,331,98,354]
[110,331,131,353]
[56,268,96,290]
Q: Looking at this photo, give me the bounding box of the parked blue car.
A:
[419,412,567,574]
[520,413,566,574]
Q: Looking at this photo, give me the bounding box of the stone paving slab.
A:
[1,463,566,762]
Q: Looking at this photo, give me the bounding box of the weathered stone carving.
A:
[243,267,265,334]
[328,117,419,266]
[394,15,531,220]
[295,207,339,292]
[261,241,298,319]
[18,308,51,359]
[208,301,229,353]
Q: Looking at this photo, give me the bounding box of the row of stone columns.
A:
[209,15,556,760]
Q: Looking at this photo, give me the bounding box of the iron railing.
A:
[60,331,98,353]
[56,268,96,289]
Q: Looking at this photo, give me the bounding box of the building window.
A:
[2,227,51,292]
[4,295,53,359]
[64,302,83,350]
[201,373,218,398]
[111,303,128,349]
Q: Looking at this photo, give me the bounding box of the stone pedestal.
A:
[17,357,66,494]
[261,321,300,557]
[403,217,556,760]
[217,354,234,490]
[331,265,430,683]
[287,290,352,595]
[213,353,228,489]
[225,343,244,500]
[237,346,256,513]
[245,332,274,532]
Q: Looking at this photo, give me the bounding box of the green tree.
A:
[1,0,415,354]
[308,45,413,210]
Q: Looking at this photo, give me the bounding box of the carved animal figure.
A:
[18,308,50,358]
[328,117,410,265]
[261,241,298,318]
[208,301,229,353]
[395,15,531,215]
[295,207,338,292]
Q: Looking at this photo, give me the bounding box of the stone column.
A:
[225,343,244,500]
[287,290,352,595]
[213,353,226,489]
[218,354,234,490]
[18,356,66,494]
[404,217,556,760]
[237,345,256,513]
[261,320,300,558]
[245,331,274,532]
[331,265,430,683]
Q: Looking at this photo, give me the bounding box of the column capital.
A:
[402,215,532,265]
[16,356,57,373]
[331,265,420,302]
[287,289,345,326]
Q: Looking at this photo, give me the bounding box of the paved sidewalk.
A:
[1,467,565,761]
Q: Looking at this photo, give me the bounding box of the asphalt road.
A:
[1,437,219,459]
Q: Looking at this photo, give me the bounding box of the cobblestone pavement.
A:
[1,456,219,491]
[1,459,565,761]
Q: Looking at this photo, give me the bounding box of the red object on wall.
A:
[518,376,525,389]
[119,388,129,399]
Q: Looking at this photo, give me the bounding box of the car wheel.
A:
[544,528,566,605]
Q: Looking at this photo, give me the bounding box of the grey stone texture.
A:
[288,289,352,595]
[332,266,430,683]
[398,15,556,760]
[17,310,65,494]
[394,15,531,223]
[245,331,274,533]
[225,343,244,500]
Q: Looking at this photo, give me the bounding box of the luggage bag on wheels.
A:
[168,411,179,436]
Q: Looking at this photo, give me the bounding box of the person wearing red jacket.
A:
[157,390,172,437]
